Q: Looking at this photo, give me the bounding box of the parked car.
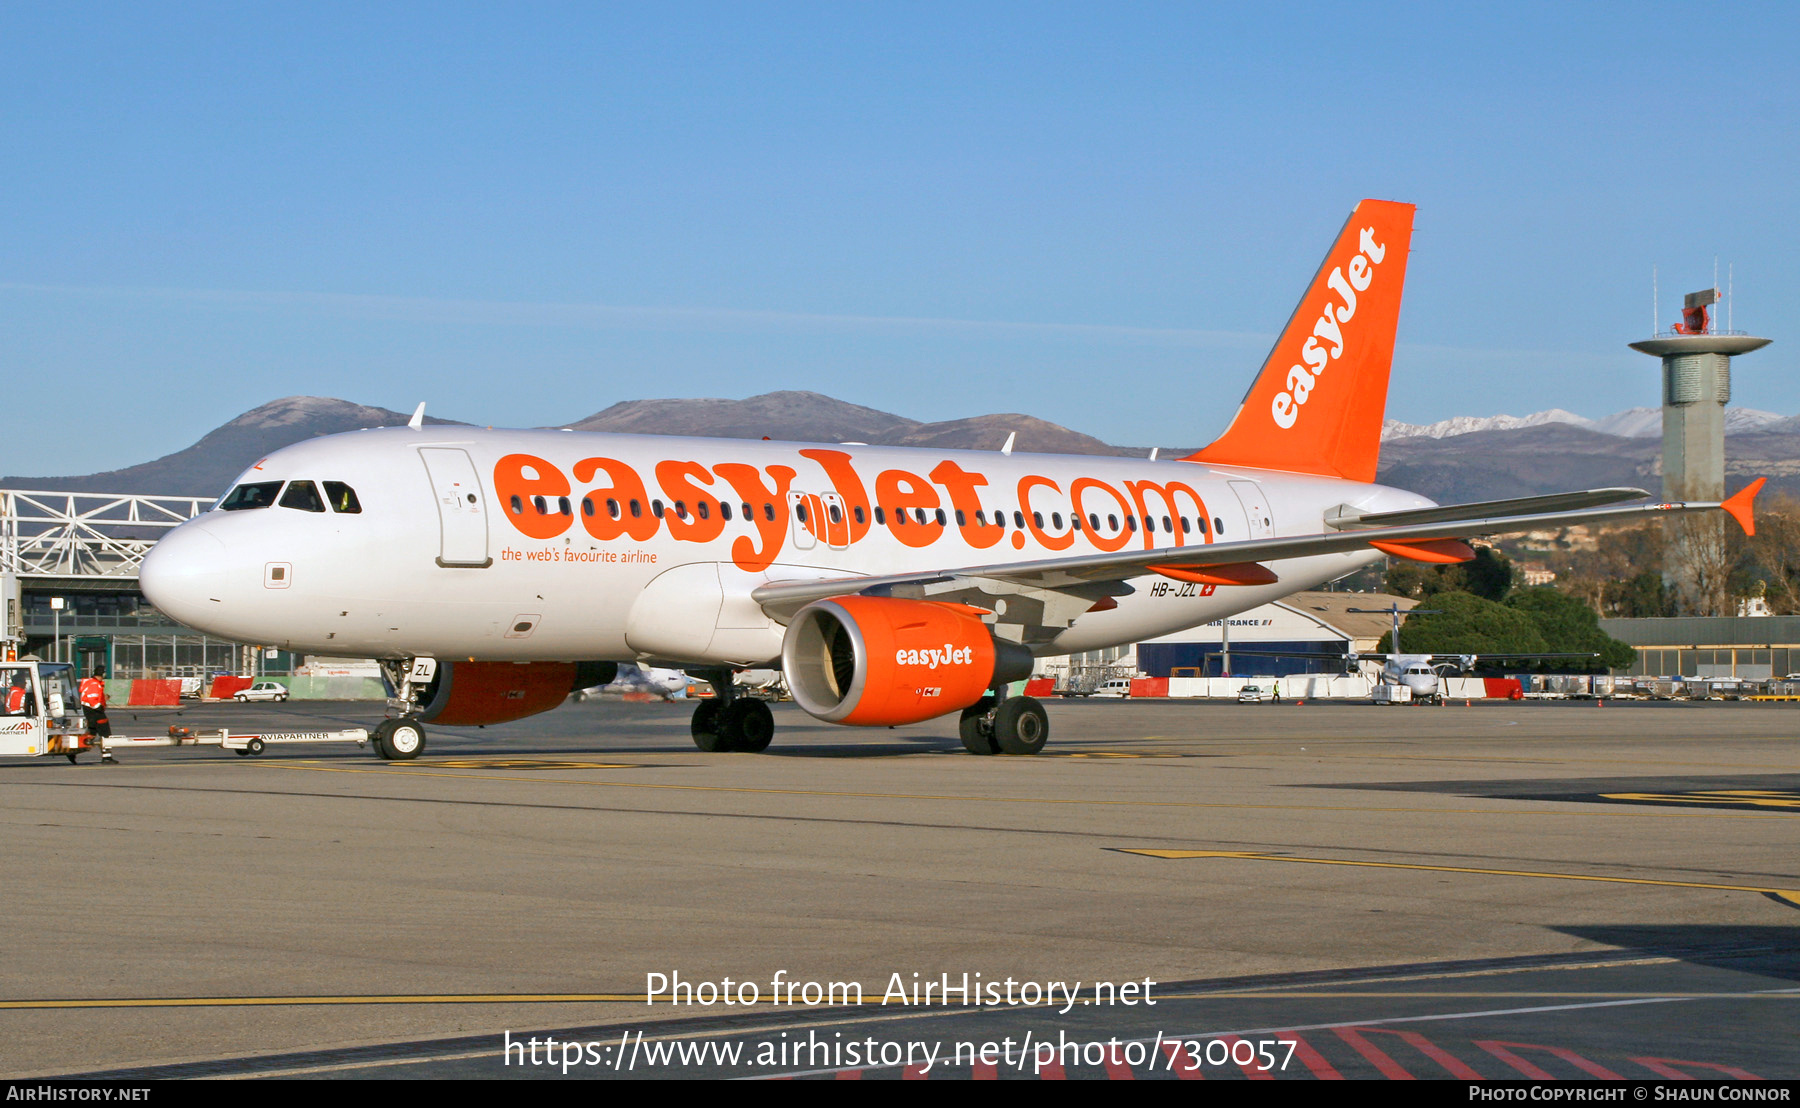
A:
[234,681,289,703]
[1237,682,1281,704]
[1090,678,1135,698]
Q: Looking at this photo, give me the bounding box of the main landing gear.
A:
[959,693,1049,756]
[690,669,775,753]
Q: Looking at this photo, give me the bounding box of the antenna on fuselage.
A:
[407,402,426,430]
[1000,432,1016,456]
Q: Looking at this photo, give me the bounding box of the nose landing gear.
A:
[375,658,434,760]
[371,717,426,760]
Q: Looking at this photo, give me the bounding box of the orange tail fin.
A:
[1187,199,1415,483]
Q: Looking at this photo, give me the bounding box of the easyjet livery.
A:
[138,200,1763,759]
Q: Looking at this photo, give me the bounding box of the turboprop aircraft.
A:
[570,662,689,702]
[1231,602,1602,703]
[137,199,1764,759]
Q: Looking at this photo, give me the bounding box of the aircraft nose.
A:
[139,522,231,630]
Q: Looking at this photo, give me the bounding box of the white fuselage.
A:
[1385,657,1443,699]
[139,427,1432,666]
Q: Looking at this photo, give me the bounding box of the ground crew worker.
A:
[80,667,110,739]
[5,671,32,715]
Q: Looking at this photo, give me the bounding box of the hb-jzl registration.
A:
[140,201,1762,759]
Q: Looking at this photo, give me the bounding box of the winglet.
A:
[1723,477,1765,536]
[408,402,426,430]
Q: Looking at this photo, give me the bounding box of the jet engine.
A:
[780,596,1032,726]
[414,660,617,726]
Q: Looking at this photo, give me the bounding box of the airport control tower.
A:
[1630,288,1771,615]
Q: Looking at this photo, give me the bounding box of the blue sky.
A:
[3,2,1796,475]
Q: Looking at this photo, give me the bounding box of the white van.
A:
[1090,678,1134,698]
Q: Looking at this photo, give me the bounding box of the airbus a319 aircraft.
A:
[138,200,1762,759]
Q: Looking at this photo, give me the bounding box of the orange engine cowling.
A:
[781,596,1034,726]
[416,661,615,726]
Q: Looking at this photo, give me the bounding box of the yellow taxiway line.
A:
[1116,848,1800,906]
[234,761,1787,822]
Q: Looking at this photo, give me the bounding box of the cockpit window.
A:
[219,482,284,511]
[322,482,362,514]
[279,481,327,513]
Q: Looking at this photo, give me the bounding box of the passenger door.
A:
[419,448,492,568]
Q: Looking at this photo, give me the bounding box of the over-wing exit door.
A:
[419,448,492,568]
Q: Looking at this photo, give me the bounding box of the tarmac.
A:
[0,695,1794,1080]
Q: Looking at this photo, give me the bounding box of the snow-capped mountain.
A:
[1383,407,1788,442]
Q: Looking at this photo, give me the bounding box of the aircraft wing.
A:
[1323,487,1649,530]
[753,484,1762,631]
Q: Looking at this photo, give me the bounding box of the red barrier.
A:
[1130,677,1170,698]
[209,675,254,700]
[1484,678,1524,700]
[127,679,181,706]
[1024,678,1056,698]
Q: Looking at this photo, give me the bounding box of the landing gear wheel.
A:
[690,699,730,752]
[246,737,265,757]
[376,718,425,760]
[992,696,1049,756]
[959,697,998,755]
[723,699,775,753]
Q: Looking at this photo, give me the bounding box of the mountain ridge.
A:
[7,392,1795,504]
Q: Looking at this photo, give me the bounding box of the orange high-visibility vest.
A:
[79,677,105,708]
[5,687,25,714]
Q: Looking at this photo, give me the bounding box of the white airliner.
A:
[570,663,688,702]
[138,200,1762,759]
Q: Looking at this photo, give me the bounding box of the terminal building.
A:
[1601,615,1800,680]
[1045,592,1419,681]
[0,488,297,678]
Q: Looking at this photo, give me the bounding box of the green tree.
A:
[1603,571,1673,619]
[1504,586,1636,671]
[1383,547,1515,602]
[1376,591,1548,654]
